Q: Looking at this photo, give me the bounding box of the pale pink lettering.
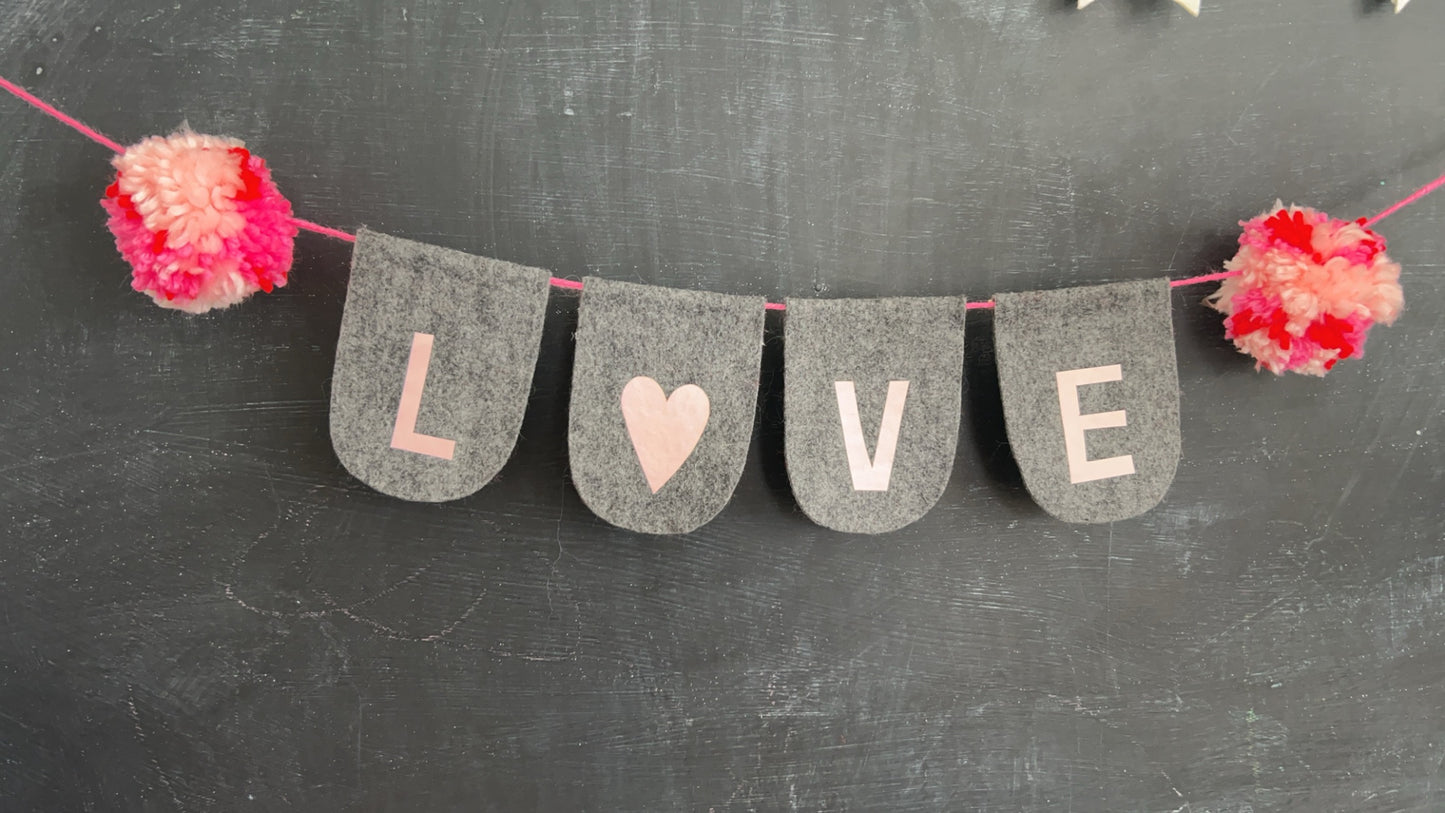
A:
[834,380,910,491]
[389,332,457,460]
[1055,364,1134,484]
[620,376,710,494]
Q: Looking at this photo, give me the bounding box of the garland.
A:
[1,74,1436,533]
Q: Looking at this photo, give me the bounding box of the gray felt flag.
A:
[783,297,969,534]
[993,279,1180,524]
[330,229,551,502]
[568,278,765,534]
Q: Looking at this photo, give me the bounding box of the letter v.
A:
[834,380,909,491]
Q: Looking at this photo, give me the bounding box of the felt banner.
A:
[0,70,1430,535]
[993,279,1181,523]
[329,230,551,502]
[783,297,969,534]
[568,278,765,535]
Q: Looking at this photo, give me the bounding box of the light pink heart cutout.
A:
[620,376,710,494]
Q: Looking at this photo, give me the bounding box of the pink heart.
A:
[620,376,710,494]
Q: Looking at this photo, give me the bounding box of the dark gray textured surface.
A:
[784,296,968,534]
[2,1,1444,810]
[995,279,1181,523]
[330,229,551,502]
[568,277,764,534]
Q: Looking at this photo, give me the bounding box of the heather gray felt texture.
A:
[568,278,765,534]
[330,229,551,502]
[993,279,1180,524]
[783,297,968,534]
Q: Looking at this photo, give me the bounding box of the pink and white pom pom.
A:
[101,130,297,313]
[1207,203,1404,376]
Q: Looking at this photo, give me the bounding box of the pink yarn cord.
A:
[0,74,125,153]
[1363,169,1445,228]
[1171,269,1240,287]
[2,73,1439,310]
[289,216,355,243]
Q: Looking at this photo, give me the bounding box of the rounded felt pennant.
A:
[783,296,969,534]
[568,278,765,535]
[993,279,1181,524]
[330,230,551,502]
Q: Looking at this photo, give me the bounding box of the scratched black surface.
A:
[1,1,1443,810]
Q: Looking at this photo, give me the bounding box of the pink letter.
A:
[389,332,457,460]
[1055,364,1134,484]
[835,380,910,491]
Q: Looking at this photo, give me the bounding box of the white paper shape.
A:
[1078,0,1200,15]
[1395,0,1410,12]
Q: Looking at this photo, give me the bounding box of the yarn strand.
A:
[289,216,357,243]
[2,74,1440,314]
[1363,169,1445,228]
[0,74,125,153]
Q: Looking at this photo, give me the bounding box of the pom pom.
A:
[101,130,297,313]
[1207,203,1403,376]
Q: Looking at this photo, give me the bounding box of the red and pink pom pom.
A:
[1207,203,1403,376]
[101,130,297,313]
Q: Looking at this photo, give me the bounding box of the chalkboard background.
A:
[2,1,1442,810]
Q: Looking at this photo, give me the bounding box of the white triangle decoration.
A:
[1078,0,1201,15]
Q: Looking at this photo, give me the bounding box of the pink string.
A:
[289,216,356,243]
[2,74,1439,312]
[1363,169,1445,228]
[0,74,125,154]
[1170,269,1240,288]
